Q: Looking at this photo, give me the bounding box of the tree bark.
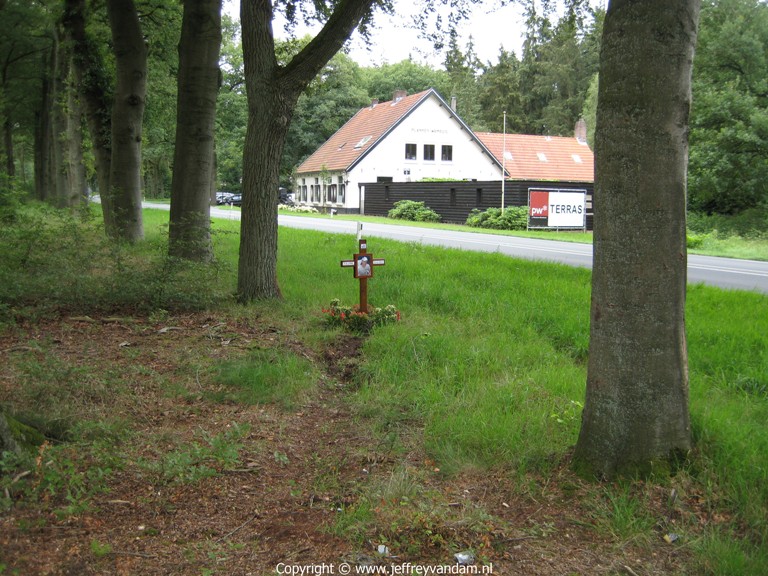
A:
[573,0,701,478]
[50,25,70,207]
[169,0,222,261]
[106,0,146,242]
[62,0,115,232]
[66,66,88,206]
[0,411,22,456]
[238,0,378,301]
[33,58,50,201]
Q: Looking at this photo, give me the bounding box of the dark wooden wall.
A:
[360,180,594,230]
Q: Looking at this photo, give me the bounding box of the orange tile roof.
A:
[296,89,435,174]
[475,132,594,183]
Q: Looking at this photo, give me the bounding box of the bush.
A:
[466,206,528,231]
[387,200,441,223]
[686,232,708,249]
[687,208,768,239]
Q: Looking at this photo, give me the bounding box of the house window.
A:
[328,184,337,203]
[405,143,417,160]
[338,176,345,203]
[441,145,453,161]
[301,185,307,202]
[424,144,435,161]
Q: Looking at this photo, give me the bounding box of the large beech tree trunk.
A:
[573,0,701,478]
[238,0,377,301]
[169,0,222,261]
[106,0,147,242]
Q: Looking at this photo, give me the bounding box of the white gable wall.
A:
[295,94,503,212]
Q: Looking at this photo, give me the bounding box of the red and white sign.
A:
[528,188,586,229]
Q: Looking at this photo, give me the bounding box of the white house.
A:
[294,88,505,212]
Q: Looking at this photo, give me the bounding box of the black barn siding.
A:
[360,180,594,230]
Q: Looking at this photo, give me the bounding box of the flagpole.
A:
[501,110,507,214]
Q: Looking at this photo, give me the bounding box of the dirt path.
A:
[0,314,691,575]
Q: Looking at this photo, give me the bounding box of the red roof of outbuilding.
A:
[475,132,594,182]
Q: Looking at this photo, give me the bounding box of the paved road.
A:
[161,203,768,294]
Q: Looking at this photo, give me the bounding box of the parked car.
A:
[278,187,294,206]
[227,194,242,206]
[216,192,236,205]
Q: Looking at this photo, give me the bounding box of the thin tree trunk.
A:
[169,0,222,261]
[2,118,13,177]
[50,26,69,207]
[573,0,700,479]
[66,68,88,206]
[106,0,146,242]
[62,0,115,232]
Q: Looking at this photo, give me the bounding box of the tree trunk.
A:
[2,112,13,178]
[50,26,70,207]
[0,411,22,456]
[62,0,115,232]
[106,0,146,242]
[169,0,222,261]
[33,68,50,201]
[238,0,377,301]
[66,67,88,206]
[573,0,701,479]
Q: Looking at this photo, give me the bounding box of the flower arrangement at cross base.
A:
[322,298,401,333]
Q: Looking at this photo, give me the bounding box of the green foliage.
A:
[687,208,768,239]
[361,60,450,105]
[688,0,768,215]
[0,442,115,516]
[140,425,248,485]
[465,206,528,230]
[0,205,233,322]
[214,348,319,409]
[322,298,400,333]
[89,540,113,558]
[387,200,441,222]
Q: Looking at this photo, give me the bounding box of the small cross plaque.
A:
[340,238,385,312]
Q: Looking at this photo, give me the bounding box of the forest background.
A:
[1,0,767,228]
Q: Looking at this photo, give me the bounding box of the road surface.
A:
[152,203,768,294]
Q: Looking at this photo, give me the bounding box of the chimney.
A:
[450,96,457,112]
[393,90,407,103]
[574,118,588,143]
[370,99,378,108]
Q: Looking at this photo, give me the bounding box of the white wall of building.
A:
[295,94,503,212]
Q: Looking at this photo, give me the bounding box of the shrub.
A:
[687,208,768,239]
[387,200,441,223]
[466,206,528,231]
[686,232,708,249]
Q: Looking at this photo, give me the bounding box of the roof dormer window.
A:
[354,135,372,149]
[537,152,548,162]
[572,154,583,164]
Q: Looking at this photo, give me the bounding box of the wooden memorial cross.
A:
[340,238,385,312]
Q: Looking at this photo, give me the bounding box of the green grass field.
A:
[1,205,766,573]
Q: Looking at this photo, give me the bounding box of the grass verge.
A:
[0,203,765,574]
